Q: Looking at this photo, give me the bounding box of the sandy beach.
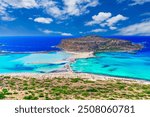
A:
[66,51,94,60]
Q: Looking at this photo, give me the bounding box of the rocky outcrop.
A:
[59,36,142,52]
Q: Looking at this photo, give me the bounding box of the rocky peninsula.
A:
[59,36,142,52]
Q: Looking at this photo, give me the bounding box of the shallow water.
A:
[71,52,150,80]
[0,52,71,73]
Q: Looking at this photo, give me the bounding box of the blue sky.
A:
[0,0,150,36]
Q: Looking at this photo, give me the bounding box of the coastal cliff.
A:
[59,36,142,52]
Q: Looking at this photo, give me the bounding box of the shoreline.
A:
[1,72,150,84]
[0,51,149,84]
[62,51,150,84]
[63,51,95,73]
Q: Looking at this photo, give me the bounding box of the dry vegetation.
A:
[0,76,150,100]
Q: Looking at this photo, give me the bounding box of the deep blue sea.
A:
[0,36,64,53]
[0,36,150,80]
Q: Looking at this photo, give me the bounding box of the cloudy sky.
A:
[0,0,150,36]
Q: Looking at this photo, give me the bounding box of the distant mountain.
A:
[59,35,142,52]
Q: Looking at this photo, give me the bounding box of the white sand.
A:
[66,51,94,60]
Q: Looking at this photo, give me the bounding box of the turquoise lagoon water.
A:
[0,36,150,81]
[71,52,150,80]
[0,52,71,73]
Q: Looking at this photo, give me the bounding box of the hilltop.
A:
[1,74,150,100]
[59,36,142,52]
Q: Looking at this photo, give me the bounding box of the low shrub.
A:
[0,92,5,99]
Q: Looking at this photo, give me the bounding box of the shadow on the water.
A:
[5,64,34,71]
[109,68,117,72]
[102,65,110,68]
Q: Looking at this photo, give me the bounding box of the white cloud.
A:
[0,0,37,15]
[61,33,72,36]
[130,0,150,5]
[0,0,99,20]
[1,15,16,21]
[117,21,150,35]
[4,0,38,9]
[117,0,150,5]
[28,17,33,20]
[34,17,53,24]
[93,12,112,22]
[42,30,52,34]
[107,14,128,27]
[41,29,73,36]
[0,1,16,22]
[0,0,8,16]
[63,0,82,16]
[63,0,99,16]
[109,27,117,30]
[86,12,128,30]
[38,0,99,19]
[0,1,7,13]
[38,0,63,18]
[90,28,107,33]
[86,12,112,26]
[0,0,37,21]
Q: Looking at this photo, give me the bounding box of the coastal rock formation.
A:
[59,36,142,52]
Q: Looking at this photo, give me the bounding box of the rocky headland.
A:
[59,35,142,52]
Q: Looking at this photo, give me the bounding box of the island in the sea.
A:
[59,35,142,52]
